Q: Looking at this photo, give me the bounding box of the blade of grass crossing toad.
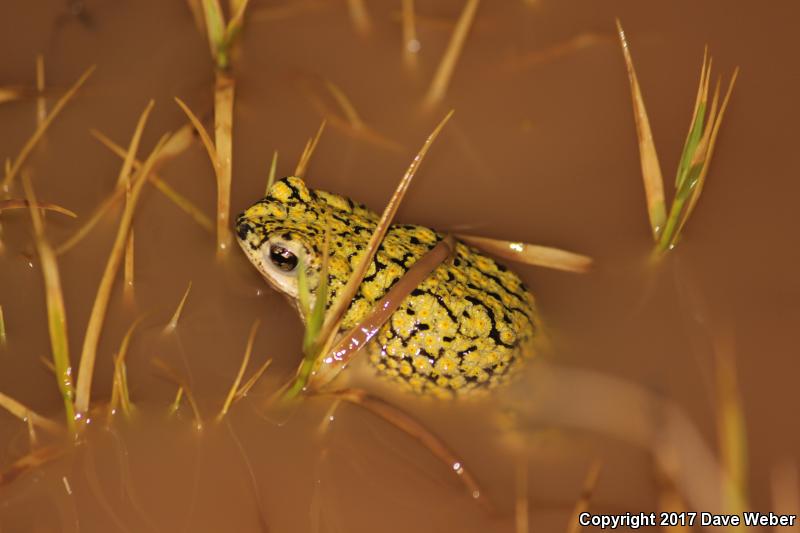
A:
[2,66,95,192]
[616,20,666,240]
[314,111,453,358]
[23,173,77,435]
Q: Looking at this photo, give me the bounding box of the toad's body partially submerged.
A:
[236,177,538,397]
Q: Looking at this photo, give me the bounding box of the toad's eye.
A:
[269,244,298,272]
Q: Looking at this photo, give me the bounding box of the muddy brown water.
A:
[1,1,799,531]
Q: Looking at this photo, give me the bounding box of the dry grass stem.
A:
[218,319,260,420]
[0,198,76,218]
[714,333,747,513]
[92,129,213,233]
[58,122,194,257]
[234,358,272,401]
[423,0,479,108]
[501,33,605,73]
[169,387,184,416]
[108,316,145,422]
[566,460,603,533]
[75,131,170,416]
[23,173,77,435]
[0,445,68,486]
[312,112,453,373]
[0,392,64,435]
[2,66,95,193]
[174,97,220,169]
[164,281,193,333]
[36,54,46,127]
[0,305,6,348]
[0,86,26,105]
[346,0,371,34]
[152,359,203,430]
[616,20,666,240]
[401,0,419,69]
[457,234,593,273]
[213,72,235,255]
[308,236,455,391]
[324,80,365,130]
[325,388,489,507]
[176,89,233,256]
[186,0,205,31]
[294,120,326,178]
[124,230,135,298]
[265,150,278,194]
[116,100,155,187]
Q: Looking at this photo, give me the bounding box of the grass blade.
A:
[164,281,193,333]
[0,198,76,218]
[323,388,489,508]
[0,305,6,348]
[23,173,77,435]
[35,54,46,128]
[456,234,592,273]
[152,359,203,430]
[346,0,371,34]
[308,236,454,391]
[616,20,666,240]
[234,358,272,401]
[2,66,95,192]
[217,319,260,421]
[314,111,454,357]
[423,0,479,109]
[714,332,748,514]
[75,132,170,416]
[265,150,278,195]
[0,391,64,435]
[91,129,213,233]
[115,100,155,187]
[0,445,68,486]
[294,120,326,178]
[401,0,419,69]
[213,72,235,255]
[566,460,603,533]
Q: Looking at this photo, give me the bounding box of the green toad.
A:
[236,177,538,398]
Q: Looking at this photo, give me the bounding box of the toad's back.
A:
[236,177,539,398]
